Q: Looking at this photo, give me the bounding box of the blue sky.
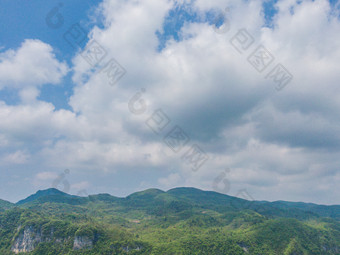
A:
[0,0,103,110]
[0,0,340,204]
[0,0,282,109]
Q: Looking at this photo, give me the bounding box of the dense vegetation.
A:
[0,187,339,254]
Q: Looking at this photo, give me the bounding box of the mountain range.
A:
[0,187,339,254]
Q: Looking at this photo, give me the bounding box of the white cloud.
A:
[32,171,59,190]
[1,0,340,204]
[71,181,90,191]
[35,171,59,181]
[53,0,340,203]
[0,39,68,102]
[158,173,182,188]
[2,150,30,164]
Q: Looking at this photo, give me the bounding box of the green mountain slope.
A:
[0,187,338,254]
[0,199,13,210]
[270,200,340,219]
[16,188,79,205]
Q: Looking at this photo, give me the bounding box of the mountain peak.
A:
[0,198,14,209]
[127,188,165,199]
[167,187,204,193]
[16,188,73,205]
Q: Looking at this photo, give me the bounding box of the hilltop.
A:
[0,187,339,254]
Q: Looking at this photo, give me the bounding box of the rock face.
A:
[322,245,339,253]
[73,236,93,250]
[122,245,143,252]
[237,242,249,253]
[11,225,95,253]
[11,226,42,254]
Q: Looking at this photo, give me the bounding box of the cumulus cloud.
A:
[68,0,340,203]
[71,181,90,191]
[2,150,30,164]
[158,173,182,189]
[35,171,59,181]
[0,39,68,102]
[1,0,340,204]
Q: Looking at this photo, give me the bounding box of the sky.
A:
[0,0,339,205]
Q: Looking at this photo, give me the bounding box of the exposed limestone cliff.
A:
[73,235,93,250]
[11,225,95,253]
[11,226,42,254]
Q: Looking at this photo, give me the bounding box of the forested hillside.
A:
[0,188,339,254]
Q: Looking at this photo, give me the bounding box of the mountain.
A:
[269,200,340,219]
[0,199,13,209]
[0,187,339,254]
[12,187,340,220]
[16,188,79,205]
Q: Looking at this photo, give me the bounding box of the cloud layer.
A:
[1,0,339,204]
